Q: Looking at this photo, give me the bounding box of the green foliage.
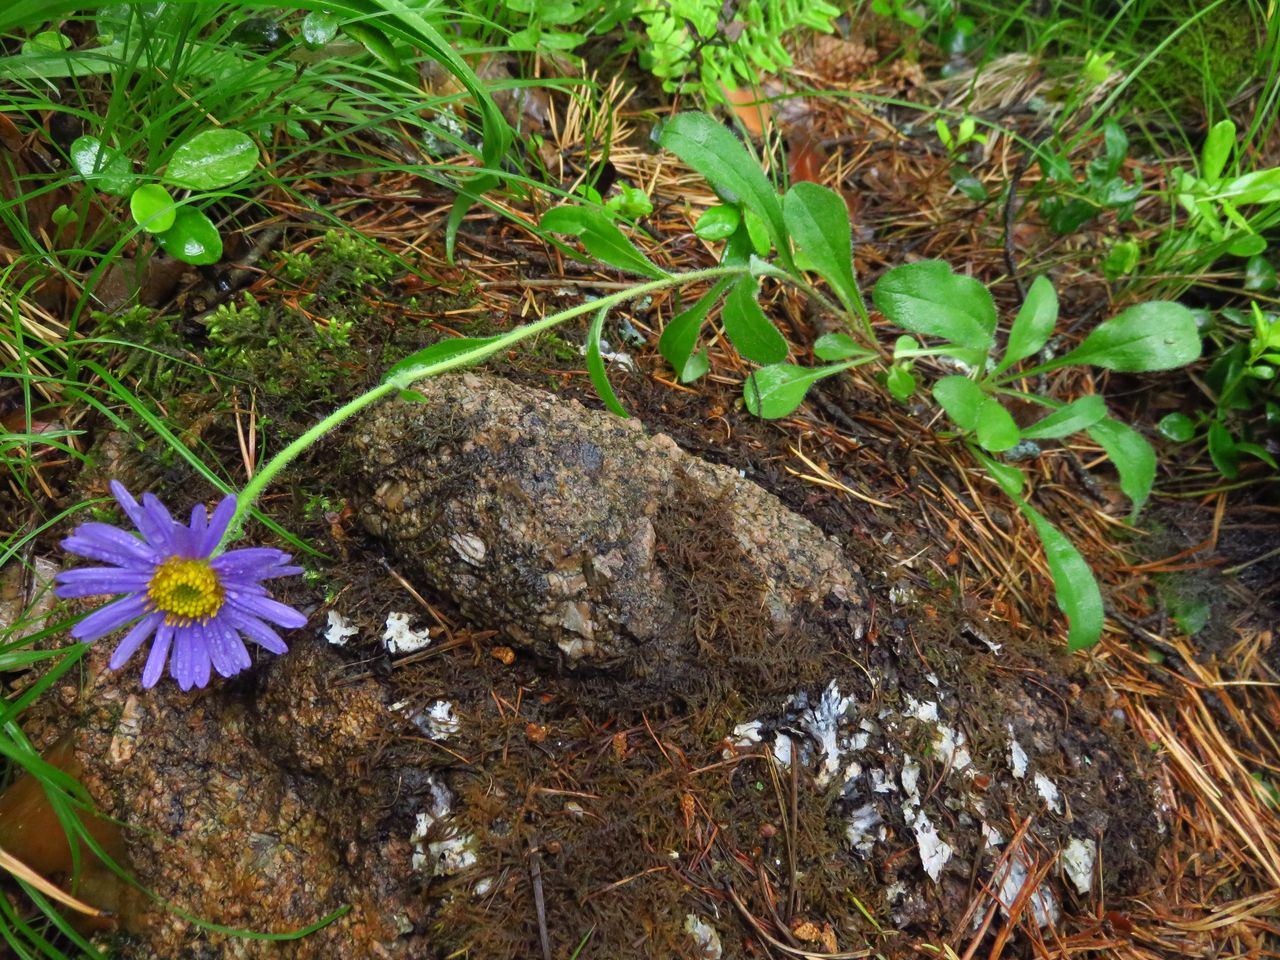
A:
[1160,304,1280,479]
[1155,119,1280,280]
[652,111,1207,651]
[1036,120,1140,235]
[636,0,839,102]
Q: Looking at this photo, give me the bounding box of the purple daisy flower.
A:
[55,481,306,690]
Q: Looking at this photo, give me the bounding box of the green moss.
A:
[1137,1,1263,117]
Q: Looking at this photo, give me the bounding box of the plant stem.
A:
[218,264,749,549]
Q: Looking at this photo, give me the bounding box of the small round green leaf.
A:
[69,136,133,195]
[1227,233,1267,258]
[301,10,340,46]
[1157,412,1195,442]
[129,184,177,233]
[155,208,223,265]
[165,129,258,190]
[885,364,917,401]
[695,205,740,241]
[23,30,72,53]
[1244,254,1277,292]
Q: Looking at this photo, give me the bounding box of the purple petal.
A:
[141,623,173,688]
[224,608,289,655]
[212,547,301,581]
[226,591,307,629]
[108,612,164,670]
[55,567,154,599]
[111,482,172,551]
[62,523,157,566]
[71,593,148,642]
[189,503,208,548]
[201,495,237,556]
[141,493,187,557]
[170,624,212,690]
[206,618,251,677]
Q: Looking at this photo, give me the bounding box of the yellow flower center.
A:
[147,557,225,626]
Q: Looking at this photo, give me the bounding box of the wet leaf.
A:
[1201,119,1235,183]
[129,183,176,233]
[977,450,1103,651]
[341,20,401,72]
[783,181,864,318]
[384,335,503,384]
[1088,417,1156,517]
[540,206,667,279]
[975,397,1021,452]
[996,275,1057,374]
[1157,412,1195,442]
[165,129,258,190]
[813,332,871,361]
[1207,420,1239,478]
[694,205,739,241]
[659,279,731,382]
[1020,394,1106,440]
[659,112,792,268]
[155,208,222,265]
[69,136,133,195]
[1054,301,1201,372]
[933,375,985,431]
[873,260,996,356]
[302,10,340,46]
[743,363,843,418]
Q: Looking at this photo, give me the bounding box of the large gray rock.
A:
[350,372,869,707]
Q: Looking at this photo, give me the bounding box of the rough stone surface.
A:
[349,372,869,706]
[62,644,432,959]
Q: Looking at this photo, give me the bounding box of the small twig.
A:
[1002,131,1051,301]
[529,847,553,960]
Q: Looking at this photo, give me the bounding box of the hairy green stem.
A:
[218,264,750,548]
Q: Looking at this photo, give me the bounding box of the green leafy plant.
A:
[1037,120,1141,235]
[873,265,1199,648]
[635,0,840,102]
[69,127,260,265]
[1155,119,1280,279]
[650,111,1203,651]
[1159,302,1280,479]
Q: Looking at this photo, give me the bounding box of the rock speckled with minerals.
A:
[350,371,870,707]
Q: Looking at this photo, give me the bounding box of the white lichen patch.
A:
[906,805,953,882]
[1034,772,1062,813]
[411,777,477,876]
[683,914,723,959]
[382,611,433,654]
[1060,837,1096,895]
[323,609,359,647]
[1008,732,1029,779]
[731,720,763,745]
[845,804,885,856]
[414,700,460,739]
[579,340,637,371]
[448,532,487,566]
